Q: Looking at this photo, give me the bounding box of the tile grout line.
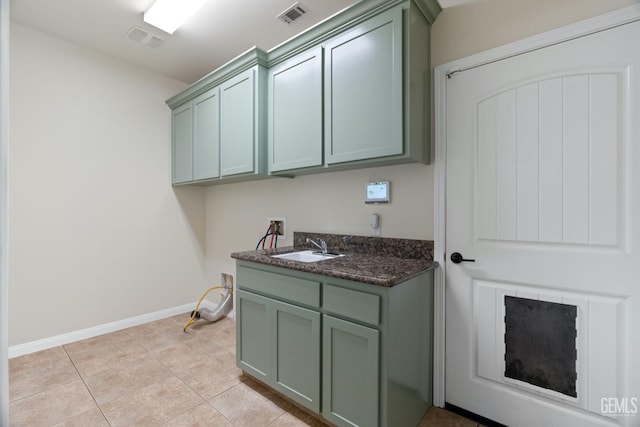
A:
[157,350,252,425]
[11,316,476,426]
[161,316,312,426]
[62,344,112,427]
[165,315,267,426]
[104,322,206,426]
[7,348,84,405]
[126,315,242,426]
[149,342,232,425]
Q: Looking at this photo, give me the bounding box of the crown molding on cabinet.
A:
[166,0,441,109]
[166,47,268,109]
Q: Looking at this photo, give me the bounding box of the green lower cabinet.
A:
[273,300,321,411]
[236,290,271,381]
[236,289,321,412]
[235,261,433,427]
[323,315,380,427]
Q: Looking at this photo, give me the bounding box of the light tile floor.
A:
[9,313,481,426]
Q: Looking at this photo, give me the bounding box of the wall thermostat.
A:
[365,181,390,204]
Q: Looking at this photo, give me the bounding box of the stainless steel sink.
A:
[271,250,345,263]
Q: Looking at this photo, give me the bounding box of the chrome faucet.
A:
[306,238,328,254]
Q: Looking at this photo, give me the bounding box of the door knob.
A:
[450,252,475,264]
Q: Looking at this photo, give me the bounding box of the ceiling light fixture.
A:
[143,0,208,35]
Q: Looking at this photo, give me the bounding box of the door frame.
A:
[431,3,640,408]
[1,0,9,424]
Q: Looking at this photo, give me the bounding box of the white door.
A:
[445,19,640,427]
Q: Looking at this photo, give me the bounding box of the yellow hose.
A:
[183,285,231,332]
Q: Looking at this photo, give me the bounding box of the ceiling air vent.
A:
[277,2,309,24]
[126,26,164,49]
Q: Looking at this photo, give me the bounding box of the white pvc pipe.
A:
[198,292,233,322]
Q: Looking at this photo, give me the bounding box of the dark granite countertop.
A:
[231,232,437,287]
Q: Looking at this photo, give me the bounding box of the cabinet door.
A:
[236,290,272,381]
[323,315,380,427]
[172,103,193,183]
[220,69,256,176]
[324,7,403,164]
[268,47,323,172]
[272,300,321,412]
[193,89,220,180]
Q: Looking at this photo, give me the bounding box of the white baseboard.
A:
[8,301,232,358]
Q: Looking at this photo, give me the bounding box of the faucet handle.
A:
[306,237,329,254]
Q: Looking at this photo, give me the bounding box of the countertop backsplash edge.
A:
[292,232,434,260]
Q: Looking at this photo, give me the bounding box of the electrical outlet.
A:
[267,217,286,240]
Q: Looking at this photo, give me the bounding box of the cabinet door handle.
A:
[450,252,475,264]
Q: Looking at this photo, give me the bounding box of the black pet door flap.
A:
[504,296,578,398]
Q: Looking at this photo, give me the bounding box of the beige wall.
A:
[205,163,434,283]
[8,24,207,345]
[8,0,637,346]
[431,0,637,66]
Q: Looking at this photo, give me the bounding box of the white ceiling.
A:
[10,0,454,85]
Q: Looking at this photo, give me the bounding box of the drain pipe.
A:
[191,290,233,322]
[183,274,234,332]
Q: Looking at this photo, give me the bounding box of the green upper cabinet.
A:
[324,7,403,165]
[171,103,193,184]
[193,89,220,181]
[166,0,441,184]
[220,66,267,177]
[171,87,220,184]
[167,49,268,186]
[268,47,323,173]
[267,0,437,176]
